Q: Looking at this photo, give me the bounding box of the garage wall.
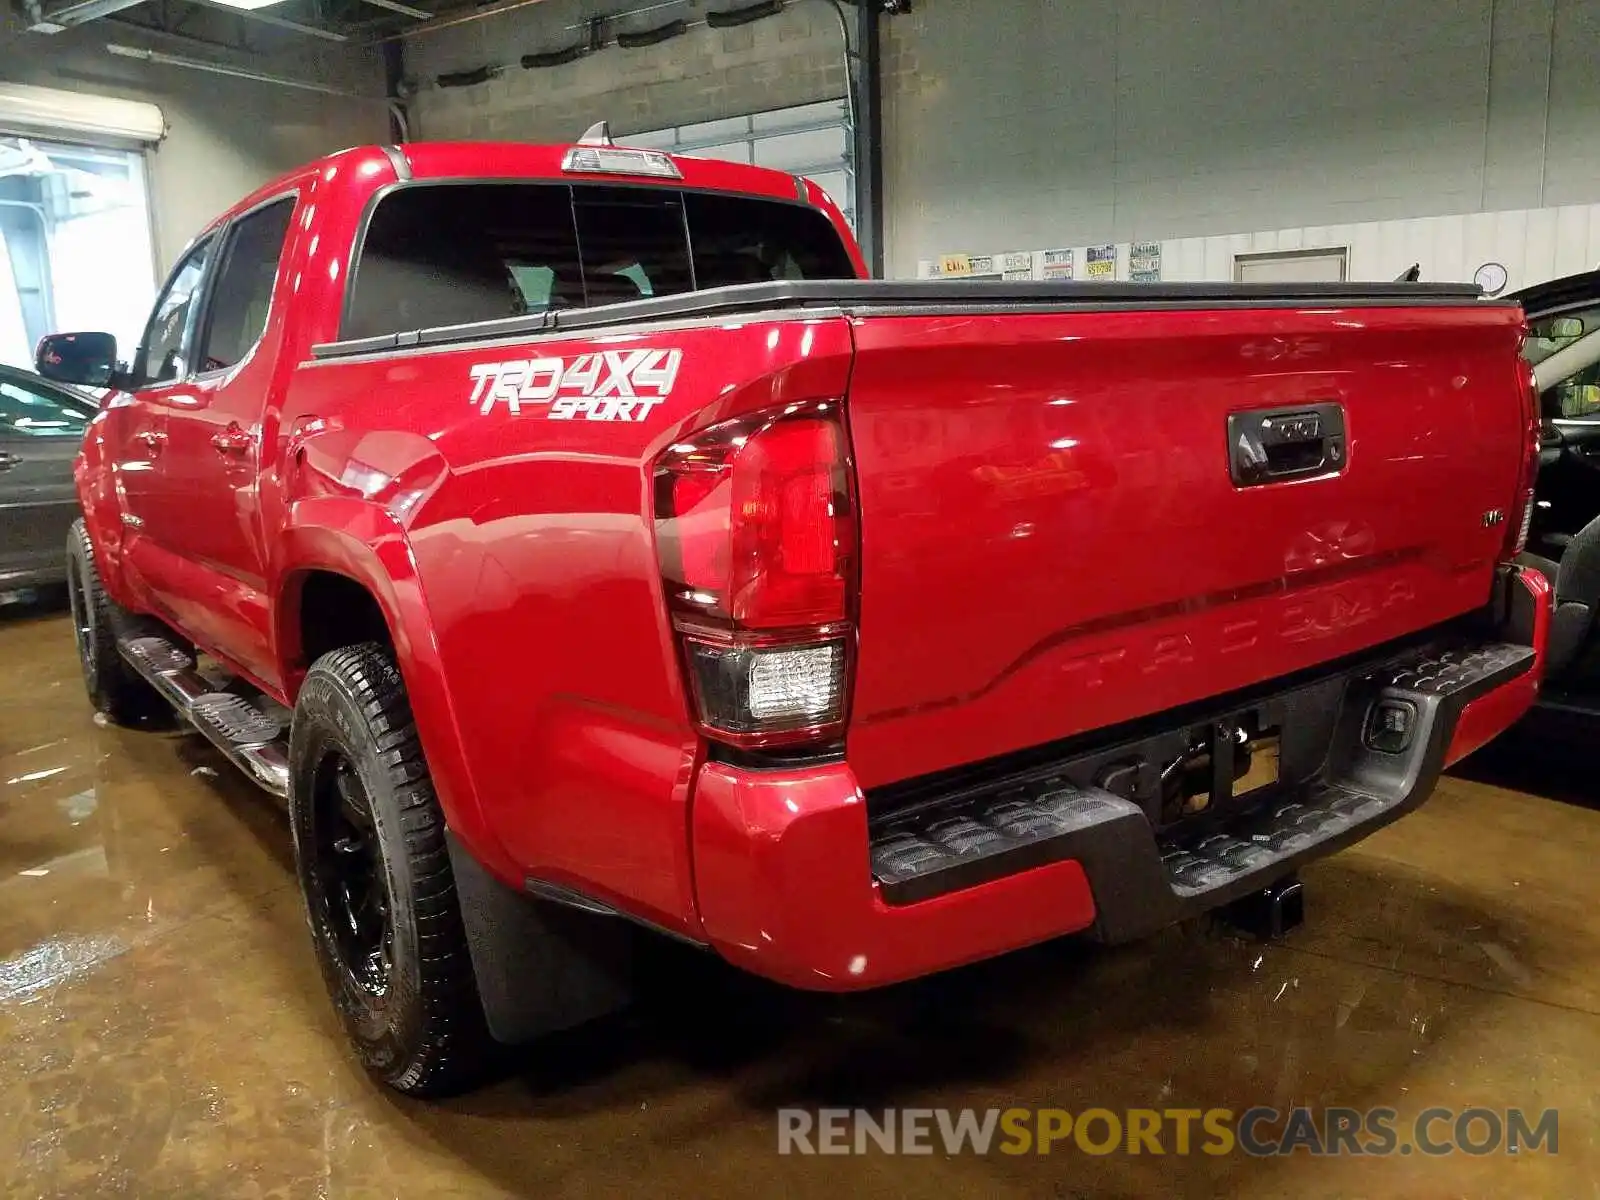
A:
[0,13,388,269]
[883,0,1600,278]
[915,203,1600,297]
[406,0,848,143]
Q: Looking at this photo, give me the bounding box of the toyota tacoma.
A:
[37,131,1549,1096]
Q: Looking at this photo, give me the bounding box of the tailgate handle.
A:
[1228,402,1346,486]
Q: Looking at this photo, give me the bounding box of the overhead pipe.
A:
[380,0,562,42]
[105,43,386,100]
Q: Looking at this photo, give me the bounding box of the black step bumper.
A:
[867,629,1541,944]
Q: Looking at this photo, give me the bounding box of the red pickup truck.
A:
[38,134,1549,1096]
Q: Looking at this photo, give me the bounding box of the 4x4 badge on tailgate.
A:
[467,349,682,421]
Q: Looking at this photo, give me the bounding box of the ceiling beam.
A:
[26,0,149,32]
[106,14,250,53]
[186,0,349,41]
[356,0,431,19]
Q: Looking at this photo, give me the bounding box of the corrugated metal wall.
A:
[917,203,1600,293]
[1162,205,1600,289]
[886,0,1600,280]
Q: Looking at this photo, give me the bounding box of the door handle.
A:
[1228,403,1347,486]
[211,424,253,455]
[135,430,166,456]
[0,452,18,472]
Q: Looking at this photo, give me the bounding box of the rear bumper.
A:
[690,567,1548,991]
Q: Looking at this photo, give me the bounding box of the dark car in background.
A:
[0,361,97,592]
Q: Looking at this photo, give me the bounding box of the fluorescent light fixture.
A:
[0,80,164,142]
[202,0,292,8]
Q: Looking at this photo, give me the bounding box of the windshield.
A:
[343,182,856,342]
[1524,305,1600,419]
[1524,305,1600,366]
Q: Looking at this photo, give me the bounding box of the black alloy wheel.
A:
[64,519,169,724]
[309,752,394,996]
[288,642,489,1096]
[66,549,96,679]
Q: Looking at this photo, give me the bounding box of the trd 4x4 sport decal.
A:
[468,349,682,421]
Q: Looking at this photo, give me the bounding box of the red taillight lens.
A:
[655,403,854,630]
[729,417,851,628]
[653,401,856,747]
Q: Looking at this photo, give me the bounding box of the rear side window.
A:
[686,192,855,285]
[198,197,295,373]
[342,181,855,341]
[344,184,580,342]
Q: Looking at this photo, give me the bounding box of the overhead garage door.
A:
[0,84,162,369]
[623,98,853,230]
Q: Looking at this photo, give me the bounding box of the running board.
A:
[118,635,291,797]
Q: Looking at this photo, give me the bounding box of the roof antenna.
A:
[578,120,614,146]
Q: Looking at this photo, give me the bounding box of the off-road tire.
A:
[65,519,169,725]
[288,642,490,1097]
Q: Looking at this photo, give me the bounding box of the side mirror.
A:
[36,331,118,388]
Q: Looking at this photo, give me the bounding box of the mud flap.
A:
[445,831,635,1045]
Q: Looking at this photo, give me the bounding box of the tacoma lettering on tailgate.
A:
[468,349,682,421]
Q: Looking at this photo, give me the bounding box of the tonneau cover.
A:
[309,278,1495,361]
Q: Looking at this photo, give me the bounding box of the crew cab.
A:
[37,131,1548,1096]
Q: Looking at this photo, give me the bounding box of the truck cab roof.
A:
[206,140,842,249]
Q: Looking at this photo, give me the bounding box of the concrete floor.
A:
[0,595,1594,1199]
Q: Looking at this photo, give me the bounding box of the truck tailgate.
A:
[844,301,1528,788]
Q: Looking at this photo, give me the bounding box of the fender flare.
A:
[273,497,518,883]
[73,420,136,609]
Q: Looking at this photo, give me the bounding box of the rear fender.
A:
[274,497,513,882]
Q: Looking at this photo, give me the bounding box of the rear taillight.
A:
[1505,356,1540,558]
[653,401,856,747]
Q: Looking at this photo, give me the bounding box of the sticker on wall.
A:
[1042,249,1074,280]
[1130,241,1162,282]
[1001,251,1035,280]
[1086,244,1117,279]
[966,254,1002,280]
[934,252,1002,281]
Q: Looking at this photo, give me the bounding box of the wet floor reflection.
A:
[1,593,1596,1197]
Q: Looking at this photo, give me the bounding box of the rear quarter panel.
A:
[281,315,854,933]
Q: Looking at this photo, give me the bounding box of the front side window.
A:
[139,236,214,385]
[0,377,96,438]
[342,181,855,341]
[197,198,295,373]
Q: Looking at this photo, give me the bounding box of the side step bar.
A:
[118,635,291,797]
